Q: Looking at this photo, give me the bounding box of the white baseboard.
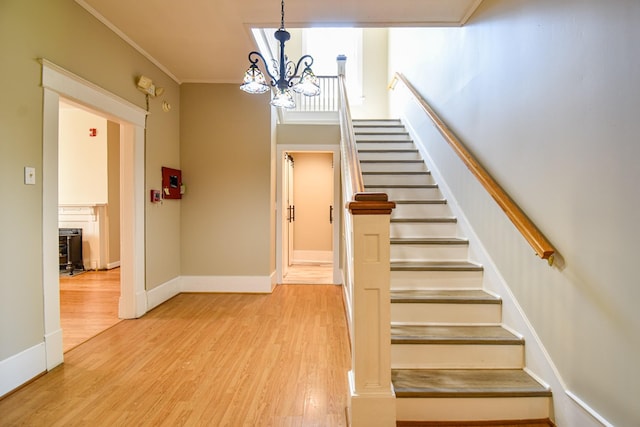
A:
[44,328,64,370]
[147,274,277,315]
[0,343,46,398]
[107,261,120,270]
[146,276,181,311]
[181,275,274,293]
[293,250,333,264]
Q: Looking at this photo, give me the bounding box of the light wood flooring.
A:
[59,268,121,352]
[0,285,351,426]
[282,262,335,284]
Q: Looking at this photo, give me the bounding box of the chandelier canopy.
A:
[240,0,320,109]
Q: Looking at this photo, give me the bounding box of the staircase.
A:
[354,119,553,426]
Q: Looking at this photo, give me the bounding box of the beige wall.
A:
[389,1,640,425]
[0,0,180,362]
[351,28,389,119]
[277,124,340,146]
[180,84,272,277]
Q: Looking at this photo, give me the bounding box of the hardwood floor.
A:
[59,268,121,352]
[0,285,351,426]
[282,263,334,284]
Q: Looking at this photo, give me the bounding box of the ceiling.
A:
[76,0,483,84]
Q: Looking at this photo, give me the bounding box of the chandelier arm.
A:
[291,55,315,78]
[248,51,278,87]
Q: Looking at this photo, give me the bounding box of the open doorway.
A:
[277,147,341,285]
[57,101,122,352]
[41,60,147,370]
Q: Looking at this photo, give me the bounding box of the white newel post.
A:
[347,195,396,427]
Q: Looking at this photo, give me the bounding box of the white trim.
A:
[73,1,180,84]
[566,390,614,427]
[44,329,64,371]
[397,91,613,427]
[41,59,148,375]
[275,144,342,286]
[181,276,274,294]
[146,277,181,311]
[107,261,121,270]
[41,59,147,126]
[292,250,333,264]
[0,344,46,398]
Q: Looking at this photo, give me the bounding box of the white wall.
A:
[388,1,640,426]
[59,107,107,204]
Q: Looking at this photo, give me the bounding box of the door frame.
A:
[41,60,147,370]
[275,145,341,285]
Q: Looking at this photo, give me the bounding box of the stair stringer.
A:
[398,112,605,427]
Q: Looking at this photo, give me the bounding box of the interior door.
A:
[286,154,295,267]
[282,153,295,280]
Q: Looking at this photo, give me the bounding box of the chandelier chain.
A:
[280,0,285,30]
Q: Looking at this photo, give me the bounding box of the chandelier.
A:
[240,0,320,109]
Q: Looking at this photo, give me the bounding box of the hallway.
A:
[1,285,350,425]
[281,262,335,285]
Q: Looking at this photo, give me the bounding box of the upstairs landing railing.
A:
[390,72,556,265]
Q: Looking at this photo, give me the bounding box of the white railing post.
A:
[346,196,396,427]
[337,54,347,77]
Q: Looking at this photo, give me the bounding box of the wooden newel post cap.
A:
[347,192,396,215]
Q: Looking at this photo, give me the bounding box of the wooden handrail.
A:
[338,73,365,195]
[391,72,556,264]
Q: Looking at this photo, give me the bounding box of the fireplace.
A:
[59,228,84,275]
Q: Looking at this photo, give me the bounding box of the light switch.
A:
[24,167,36,185]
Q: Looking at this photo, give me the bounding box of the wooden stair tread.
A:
[391,289,500,304]
[391,324,522,345]
[363,171,431,175]
[392,369,551,398]
[360,159,424,163]
[391,217,457,223]
[367,185,438,189]
[395,199,447,204]
[355,132,410,136]
[391,261,483,271]
[391,237,468,245]
[358,148,419,153]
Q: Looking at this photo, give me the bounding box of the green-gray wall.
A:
[0,0,180,362]
[180,84,273,277]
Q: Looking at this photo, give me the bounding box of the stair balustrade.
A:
[338,59,397,427]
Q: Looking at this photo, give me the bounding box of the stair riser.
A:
[391,344,524,369]
[356,134,412,141]
[368,187,442,200]
[360,163,427,173]
[363,174,435,186]
[391,303,501,324]
[357,142,416,151]
[353,120,402,127]
[358,151,422,161]
[391,222,458,238]
[392,203,452,218]
[396,396,550,422]
[391,244,469,262]
[353,126,405,133]
[391,270,483,290]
